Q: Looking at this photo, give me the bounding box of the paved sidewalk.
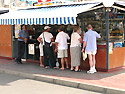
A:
[0,59,125,94]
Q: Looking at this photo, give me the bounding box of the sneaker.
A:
[93,68,97,73]
[87,70,94,74]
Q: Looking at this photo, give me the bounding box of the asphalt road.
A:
[0,73,102,94]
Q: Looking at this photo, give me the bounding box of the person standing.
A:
[82,24,101,73]
[70,27,83,72]
[16,25,29,64]
[37,32,44,67]
[39,26,56,68]
[55,27,70,70]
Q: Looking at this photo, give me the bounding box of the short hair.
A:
[87,24,92,29]
[73,25,79,32]
[59,27,64,31]
[22,25,27,29]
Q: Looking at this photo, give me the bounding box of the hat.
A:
[44,26,51,30]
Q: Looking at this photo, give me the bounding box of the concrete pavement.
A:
[0,59,125,94]
[0,73,101,94]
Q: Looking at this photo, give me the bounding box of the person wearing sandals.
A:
[82,24,101,73]
[37,37,44,67]
[70,26,83,72]
[55,26,70,70]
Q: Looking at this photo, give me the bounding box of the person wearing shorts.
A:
[37,36,44,67]
[39,43,44,66]
[55,26,70,70]
[82,24,101,73]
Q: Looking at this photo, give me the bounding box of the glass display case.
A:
[81,8,124,47]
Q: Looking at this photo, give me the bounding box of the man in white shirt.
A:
[55,27,70,70]
[37,26,56,68]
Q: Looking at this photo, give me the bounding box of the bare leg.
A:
[40,56,44,66]
[92,55,97,72]
[75,66,79,71]
[92,55,96,67]
[88,54,93,69]
[60,58,64,70]
[70,66,74,70]
[64,57,69,68]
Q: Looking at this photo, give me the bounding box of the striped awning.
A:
[0,3,100,25]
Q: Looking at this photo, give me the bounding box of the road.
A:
[0,73,102,94]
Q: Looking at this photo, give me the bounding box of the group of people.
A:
[15,24,101,74]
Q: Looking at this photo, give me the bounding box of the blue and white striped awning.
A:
[0,3,100,25]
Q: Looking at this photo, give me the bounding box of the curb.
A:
[0,68,125,94]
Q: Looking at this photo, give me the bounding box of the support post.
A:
[11,25,14,58]
[123,15,125,47]
[106,8,110,70]
[80,17,84,67]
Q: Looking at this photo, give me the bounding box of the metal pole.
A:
[123,15,125,47]
[80,17,84,67]
[11,25,14,58]
[106,8,110,70]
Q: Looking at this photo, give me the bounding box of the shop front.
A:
[0,2,99,60]
[77,3,125,71]
[0,1,124,71]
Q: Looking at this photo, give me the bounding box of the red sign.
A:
[38,0,42,2]
[38,0,51,2]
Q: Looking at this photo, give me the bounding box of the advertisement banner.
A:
[109,42,113,54]
[15,25,21,38]
[113,42,123,48]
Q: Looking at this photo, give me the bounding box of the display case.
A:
[78,7,125,71]
[82,8,124,48]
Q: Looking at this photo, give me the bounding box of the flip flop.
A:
[40,64,44,67]
[45,66,49,69]
[74,69,81,72]
[60,68,64,70]
[70,69,74,71]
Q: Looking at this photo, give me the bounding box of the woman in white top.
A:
[37,38,44,67]
[70,27,83,72]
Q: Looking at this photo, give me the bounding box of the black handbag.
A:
[43,32,51,47]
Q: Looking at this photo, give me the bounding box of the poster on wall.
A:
[28,44,35,55]
[113,42,123,48]
[15,25,21,38]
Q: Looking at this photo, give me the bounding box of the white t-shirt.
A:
[70,32,81,47]
[39,32,53,46]
[55,31,70,50]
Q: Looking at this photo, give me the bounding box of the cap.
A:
[44,26,51,30]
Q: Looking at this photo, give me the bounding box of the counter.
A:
[27,40,125,72]
[66,40,125,72]
[80,42,125,72]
